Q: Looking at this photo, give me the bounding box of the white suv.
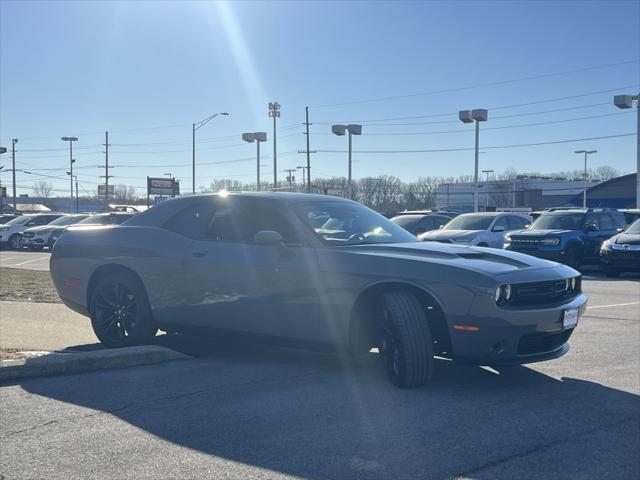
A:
[419,212,531,248]
[0,214,62,250]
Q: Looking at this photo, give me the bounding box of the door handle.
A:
[191,251,206,258]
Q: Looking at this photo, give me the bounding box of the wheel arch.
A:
[349,281,451,356]
[86,263,148,311]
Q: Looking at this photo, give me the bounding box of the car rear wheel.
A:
[8,234,22,250]
[378,290,434,388]
[89,272,157,348]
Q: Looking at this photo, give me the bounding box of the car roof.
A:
[457,212,527,217]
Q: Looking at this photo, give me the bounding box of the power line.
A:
[313,132,636,154]
[312,60,639,108]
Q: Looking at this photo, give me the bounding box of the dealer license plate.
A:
[563,308,579,329]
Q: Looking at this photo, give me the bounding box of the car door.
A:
[583,214,601,260]
[179,197,322,340]
[488,216,507,247]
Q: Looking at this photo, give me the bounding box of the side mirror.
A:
[254,230,284,247]
[524,224,531,229]
[617,227,625,233]
[585,224,598,232]
[492,225,505,232]
[438,224,445,229]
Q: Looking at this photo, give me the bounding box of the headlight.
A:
[495,284,513,304]
[541,238,560,246]
[504,234,512,243]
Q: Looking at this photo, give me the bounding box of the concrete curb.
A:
[0,346,191,382]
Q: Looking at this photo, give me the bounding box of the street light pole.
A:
[268,102,281,189]
[192,112,229,194]
[459,109,488,212]
[11,139,17,212]
[331,124,362,200]
[575,150,597,208]
[242,132,267,192]
[61,136,78,213]
[613,94,640,208]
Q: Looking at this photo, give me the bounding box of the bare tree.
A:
[113,185,137,203]
[32,181,54,198]
[594,166,620,182]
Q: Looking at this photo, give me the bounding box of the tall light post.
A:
[242,132,267,191]
[11,139,17,212]
[268,102,281,189]
[66,172,79,213]
[482,169,494,182]
[459,109,488,212]
[575,150,597,208]
[61,137,78,213]
[331,124,362,199]
[192,112,229,194]
[613,94,639,208]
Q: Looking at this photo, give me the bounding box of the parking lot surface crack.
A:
[452,416,640,479]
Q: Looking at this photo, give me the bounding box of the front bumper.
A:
[23,236,49,247]
[505,246,566,263]
[447,293,588,366]
[600,250,640,271]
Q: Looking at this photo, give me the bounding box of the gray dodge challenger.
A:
[50,192,587,388]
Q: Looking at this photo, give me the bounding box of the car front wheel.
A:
[89,271,157,348]
[378,290,434,388]
[8,234,22,250]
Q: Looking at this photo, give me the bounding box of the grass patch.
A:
[0,267,61,303]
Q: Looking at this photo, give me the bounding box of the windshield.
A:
[390,215,421,230]
[5,216,31,226]
[48,216,81,226]
[443,215,493,231]
[626,219,640,234]
[531,213,585,230]
[78,214,111,225]
[298,202,417,245]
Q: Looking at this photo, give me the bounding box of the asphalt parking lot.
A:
[0,257,638,479]
[0,250,51,271]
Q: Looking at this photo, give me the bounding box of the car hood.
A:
[23,225,55,234]
[66,224,114,232]
[341,241,560,276]
[612,233,640,245]
[420,229,480,240]
[509,229,575,237]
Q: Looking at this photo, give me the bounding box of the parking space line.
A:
[587,302,640,310]
[14,257,50,267]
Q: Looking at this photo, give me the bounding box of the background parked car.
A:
[0,214,63,249]
[391,213,452,236]
[600,218,640,277]
[0,214,19,224]
[619,209,640,225]
[504,208,627,269]
[22,214,90,250]
[419,212,531,248]
[66,212,136,230]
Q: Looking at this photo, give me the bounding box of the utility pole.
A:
[99,131,114,211]
[268,102,281,189]
[304,106,311,192]
[613,94,639,208]
[11,139,17,212]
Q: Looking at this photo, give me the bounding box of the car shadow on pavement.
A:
[7,336,640,480]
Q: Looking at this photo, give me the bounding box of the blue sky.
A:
[1,0,638,197]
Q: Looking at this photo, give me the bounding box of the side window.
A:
[434,216,450,229]
[207,200,299,245]
[28,217,48,226]
[612,214,627,230]
[506,216,523,230]
[165,202,216,239]
[416,217,433,233]
[492,217,507,230]
[585,214,599,230]
[598,214,614,231]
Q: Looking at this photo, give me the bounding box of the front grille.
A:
[22,232,35,238]
[518,330,573,356]
[510,237,542,248]
[508,277,581,306]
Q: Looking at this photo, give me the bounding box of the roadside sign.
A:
[0,186,6,198]
[154,196,167,205]
[98,184,115,196]
[148,177,174,196]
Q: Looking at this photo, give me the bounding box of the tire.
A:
[8,234,22,250]
[378,290,434,388]
[564,247,581,270]
[89,271,157,348]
